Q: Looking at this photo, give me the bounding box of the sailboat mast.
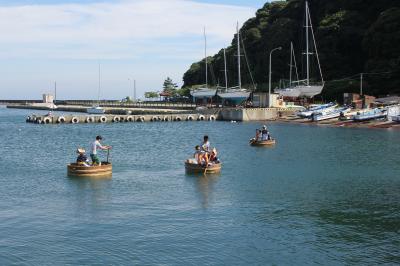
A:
[224,48,228,91]
[98,63,101,104]
[204,27,208,89]
[305,1,310,86]
[237,22,241,90]
[289,42,293,86]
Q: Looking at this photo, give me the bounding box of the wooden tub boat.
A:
[185,161,222,174]
[250,139,276,147]
[67,162,112,178]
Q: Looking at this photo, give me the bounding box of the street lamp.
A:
[128,78,137,102]
[269,46,282,108]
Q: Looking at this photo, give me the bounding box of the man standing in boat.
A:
[90,135,111,165]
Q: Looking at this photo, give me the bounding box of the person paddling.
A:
[90,135,111,165]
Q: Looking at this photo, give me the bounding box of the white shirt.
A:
[201,141,210,152]
[91,140,104,155]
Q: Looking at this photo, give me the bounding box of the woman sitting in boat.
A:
[255,129,261,141]
[76,148,90,167]
[261,125,270,141]
[209,148,220,164]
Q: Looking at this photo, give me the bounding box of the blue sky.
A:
[0,0,269,99]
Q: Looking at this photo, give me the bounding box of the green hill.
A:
[182,0,400,101]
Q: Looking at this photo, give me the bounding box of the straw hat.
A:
[76,148,86,154]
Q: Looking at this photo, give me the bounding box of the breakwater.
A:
[26,113,218,124]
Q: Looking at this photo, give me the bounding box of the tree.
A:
[145,91,159,99]
[162,77,179,97]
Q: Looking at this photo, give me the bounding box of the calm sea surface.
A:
[0,107,399,265]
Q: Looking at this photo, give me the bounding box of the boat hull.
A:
[185,161,222,174]
[275,88,301,98]
[296,85,324,98]
[87,107,105,114]
[250,139,276,146]
[312,108,351,121]
[67,163,112,178]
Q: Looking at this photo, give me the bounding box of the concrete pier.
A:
[26,113,218,124]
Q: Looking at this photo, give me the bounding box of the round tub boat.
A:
[67,162,112,178]
[185,161,222,174]
[250,139,276,147]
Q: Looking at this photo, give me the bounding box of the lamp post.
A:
[269,46,282,108]
[128,78,137,102]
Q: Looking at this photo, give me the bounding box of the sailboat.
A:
[190,27,217,101]
[87,64,106,114]
[276,1,324,98]
[217,22,251,105]
[275,42,301,97]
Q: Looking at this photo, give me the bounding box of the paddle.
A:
[106,148,110,163]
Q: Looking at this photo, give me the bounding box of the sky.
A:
[0,0,268,100]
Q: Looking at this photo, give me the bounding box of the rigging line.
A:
[240,35,257,91]
[308,3,324,84]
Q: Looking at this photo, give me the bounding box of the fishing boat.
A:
[87,64,106,114]
[352,108,388,122]
[312,107,352,121]
[185,160,222,174]
[275,1,324,98]
[250,139,276,146]
[297,102,337,118]
[392,115,400,123]
[67,162,112,178]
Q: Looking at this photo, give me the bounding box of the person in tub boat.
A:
[261,125,271,141]
[209,148,220,164]
[76,148,90,167]
[200,135,211,165]
[90,135,111,166]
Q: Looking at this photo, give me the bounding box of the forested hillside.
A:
[182,0,400,101]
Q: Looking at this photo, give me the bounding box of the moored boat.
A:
[353,108,387,122]
[312,107,351,121]
[185,161,222,174]
[392,115,400,123]
[297,102,337,118]
[250,139,276,146]
[87,106,105,114]
[67,162,112,178]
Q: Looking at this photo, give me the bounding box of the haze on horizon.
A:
[0,0,268,100]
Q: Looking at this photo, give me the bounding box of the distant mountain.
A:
[182,0,400,101]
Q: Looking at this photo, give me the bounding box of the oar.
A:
[106,148,110,163]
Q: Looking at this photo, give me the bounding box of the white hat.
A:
[76,148,86,154]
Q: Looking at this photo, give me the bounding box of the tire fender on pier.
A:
[137,116,145,122]
[187,115,194,121]
[43,117,52,124]
[57,116,66,124]
[99,116,107,123]
[163,116,169,122]
[113,116,121,123]
[174,116,182,121]
[198,115,205,121]
[86,116,95,123]
[151,116,158,122]
[126,116,134,122]
[71,117,80,124]
[208,115,216,121]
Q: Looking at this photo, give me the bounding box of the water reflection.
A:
[67,175,113,216]
[186,173,220,209]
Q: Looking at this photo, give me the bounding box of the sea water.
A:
[0,107,399,265]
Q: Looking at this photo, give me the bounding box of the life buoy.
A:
[57,116,66,124]
[174,116,182,121]
[151,116,158,122]
[208,115,216,121]
[71,117,80,124]
[86,116,95,123]
[43,117,52,124]
[137,116,145,122]
[198,115,205,121]
[99,116,107,123]
[113,116,121,123]
[126,116,134,122]
[187,115,194,121]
